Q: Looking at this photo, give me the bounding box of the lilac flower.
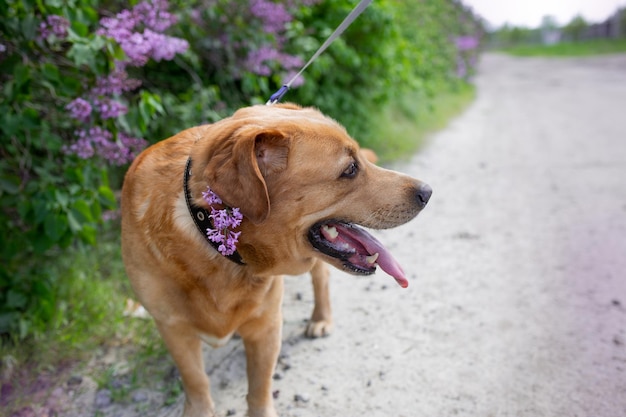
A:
[92,70,142,96]
[244,46,303,77]
[39,15,70,40]
[94,98,128,119]
[64,127,111,160]
[119,132,148,160]
[202,186,243,256]
[134,0,178,32]
[65,128,147,166]
[65,135,95,159]
[143,30,189,61]
[97,10,137,41]
[202,188,223,205]
[249,0,292,33]
[455,36,479,51]
[66,98,92,122]
[120,32,154,66]
[96,0,189,68]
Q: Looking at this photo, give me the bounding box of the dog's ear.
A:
[203,127,288,224]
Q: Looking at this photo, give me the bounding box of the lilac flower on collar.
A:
[202,187,243,256]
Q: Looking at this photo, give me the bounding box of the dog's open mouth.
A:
[308,221,409,288]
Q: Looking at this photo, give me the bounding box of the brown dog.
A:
[121,103,431,417]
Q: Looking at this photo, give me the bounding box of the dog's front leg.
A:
[156,322,215,417]
[238,278,284,417]
[306,259,334,338]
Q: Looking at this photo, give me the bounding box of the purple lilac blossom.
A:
[244,46,303,77]
[455,36,479,51]
[143,30,190,61]
[119,32,154,66]
[203,186,243,256]
[134,0,178,32]
[39,15,70,40]
[94,98,128,119]
[92,70,142,96]
[249,0,292,33]
[202,188,223,205]
[97,1,189,68]
[97,10,137,41]
[66,98,93,122]
[65,128,147,166]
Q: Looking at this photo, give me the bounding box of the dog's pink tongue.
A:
[337,225,409,288]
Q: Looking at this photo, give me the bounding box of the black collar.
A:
[183,158,245,265]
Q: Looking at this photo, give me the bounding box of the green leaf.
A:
[54,189,69,208]
[41,63,60,83]
[44,212,68,242]
[67,211,82,232]
[0,175,20,195]
[6,290,28,309]
[33,200,49,224]
[45,0,63,7]
[98,185,116,208]
[67,43,95,70]
[79,224,97,245]
[70,21,89,38]
[32,232,54,254]
[71,199,94,223]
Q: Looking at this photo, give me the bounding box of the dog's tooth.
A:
[366,253,379,265]
[322,225,339,240]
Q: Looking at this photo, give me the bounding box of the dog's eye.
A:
[341,162,359,179]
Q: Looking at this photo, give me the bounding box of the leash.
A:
[266,0,373,105]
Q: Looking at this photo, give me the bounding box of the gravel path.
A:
[65,52,626,417]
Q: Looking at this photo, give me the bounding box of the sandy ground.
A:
[61,53,626,417]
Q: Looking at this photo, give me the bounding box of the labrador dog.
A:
[121,103,431,417]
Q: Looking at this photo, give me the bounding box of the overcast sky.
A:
[463,0,626,28]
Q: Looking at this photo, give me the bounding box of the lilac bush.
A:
[63,0,188,164]
[188,0,317,99]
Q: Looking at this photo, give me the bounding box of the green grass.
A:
[503,39,626,57]
[363,82,476,162]
[0,228,172,414]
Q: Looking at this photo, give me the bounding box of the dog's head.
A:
[190,103,431,286]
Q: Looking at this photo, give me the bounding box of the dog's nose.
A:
[416,183,432,207]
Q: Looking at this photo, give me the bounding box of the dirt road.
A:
[73,53,626,417]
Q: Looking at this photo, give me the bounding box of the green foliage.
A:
[1,0,120,338]
[288,0,481,141]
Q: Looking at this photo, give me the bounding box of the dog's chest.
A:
[199,332,234,348]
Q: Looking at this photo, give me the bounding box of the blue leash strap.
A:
[266,0,373,105]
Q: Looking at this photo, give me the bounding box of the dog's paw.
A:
[248,407,278,417]
[305,319,334,338]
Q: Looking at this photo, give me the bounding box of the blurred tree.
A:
[563,15,587,41]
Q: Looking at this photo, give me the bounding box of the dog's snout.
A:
[416,183,432,207]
